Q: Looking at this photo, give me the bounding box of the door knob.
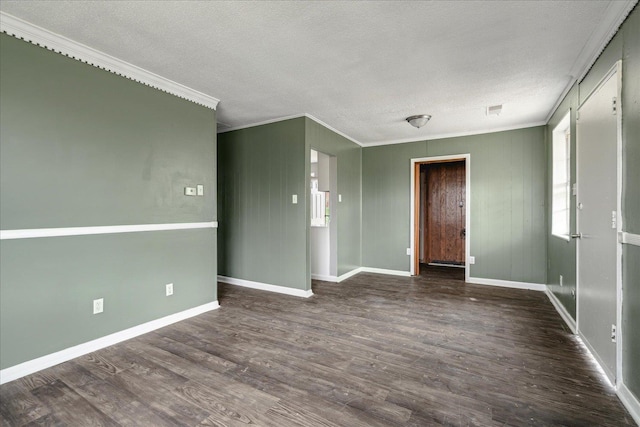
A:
[571,233,582,239]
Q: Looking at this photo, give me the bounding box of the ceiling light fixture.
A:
[406,114,432,129]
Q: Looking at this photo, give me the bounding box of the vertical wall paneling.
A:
[217,118,308,291]
[545,5,639,404]
[363,127,546,284]
[305,118,362,277]
[0,34,218,370]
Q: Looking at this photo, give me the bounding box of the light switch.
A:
[184,187,196,196]
[338,194,342,203]
[292,194,298,204]
[469,256,476,264]
[197,185,204,196]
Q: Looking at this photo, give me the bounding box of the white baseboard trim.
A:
[361,267,411,277]
[579,331,616,386]
[0,301,219,385]
[617,382,640,425]
[337,267,364,282]
[545,288,577,333]
[467,277,546,291]
[218,276,313,298]
[311,273,338,282]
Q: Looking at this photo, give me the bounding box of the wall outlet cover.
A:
[166,283,174,296]
[406,248,411,256]
[93,298,104,314]
[184,187,196,196]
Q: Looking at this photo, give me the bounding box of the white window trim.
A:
[551,111,571,241]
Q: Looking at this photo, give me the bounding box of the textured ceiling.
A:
[0,1,634,145]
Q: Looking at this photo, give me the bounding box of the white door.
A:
[576,68,619,384]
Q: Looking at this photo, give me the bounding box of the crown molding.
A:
[0,12,220,110]
[573,0,637,84]
[362,121,547,147]
[545,0,637,123]
[218,114,306,133]
[305,114,362,146]
[218,113,363,146]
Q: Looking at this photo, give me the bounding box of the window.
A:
[552,111,571,240]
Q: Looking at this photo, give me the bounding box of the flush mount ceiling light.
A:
[406,114,432,129]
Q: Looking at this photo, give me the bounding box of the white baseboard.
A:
[0,301,219,385]
[467,277,546,291]
[218,276,313,298]
[312,267,411,283]
[361,267,411,277]
[618,382,640,425]
[579,331,616,385]
[545,288,577,333]
[311,273,338,282]
[337,267,364,282]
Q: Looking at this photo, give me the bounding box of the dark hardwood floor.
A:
[1,266,635,426]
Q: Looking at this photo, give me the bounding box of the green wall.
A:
[217,116,363,289]
[305,118,362,276]
[362,127,547,283]
[0,35,218,369]
[546,83,578,319]
[545,5,639,398]
[217,118,309,290]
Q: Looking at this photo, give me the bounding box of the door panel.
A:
[426,162,465,264]
[577,70,618,383]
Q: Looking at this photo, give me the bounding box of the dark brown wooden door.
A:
[425,161,465,265]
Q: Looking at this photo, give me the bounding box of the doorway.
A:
[576,62,622,385]
[310,149,338,280]
[411,154,470,279]
[421,161,466,266]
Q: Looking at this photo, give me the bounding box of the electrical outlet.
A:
[93,298,104,314]
[469,256,475,264]
[560,275,563,286]
[406,248,411,256]
[184,187,196,196]
[611,324,617,342]
[166,283,174,296]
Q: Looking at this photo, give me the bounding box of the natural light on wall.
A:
[552,111,571,240]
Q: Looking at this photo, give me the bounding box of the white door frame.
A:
[410,154,471,282]
[575,60,623,385]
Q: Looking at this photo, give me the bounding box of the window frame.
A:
[551,111,572,241]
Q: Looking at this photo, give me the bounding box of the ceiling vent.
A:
[486,104,503,116]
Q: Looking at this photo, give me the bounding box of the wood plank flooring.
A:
[1,266,635,426]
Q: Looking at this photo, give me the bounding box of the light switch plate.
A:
[469,256,476,264]
[197,185,204,196]
[292,194,298,204]
[339,194,342,202]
